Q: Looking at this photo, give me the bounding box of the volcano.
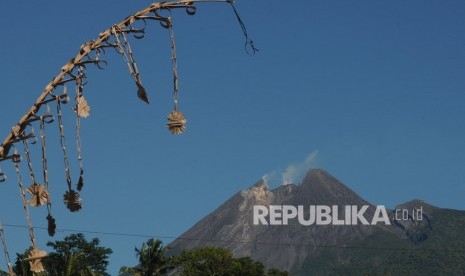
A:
[169,169,465,275]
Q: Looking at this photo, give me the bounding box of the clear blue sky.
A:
[0,0,464,274]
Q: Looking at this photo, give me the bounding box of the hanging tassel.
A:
[77,169,84,192]
[112,26,150,104]
[46,214,56,237]
[136,82,150,104]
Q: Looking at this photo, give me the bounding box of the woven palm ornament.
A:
[26,183,50,207]
[25,248,47,273]
[167,111,187,135]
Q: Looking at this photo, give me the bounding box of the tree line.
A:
[7,233,288,276]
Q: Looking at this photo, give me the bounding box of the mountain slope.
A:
[300,207,465,275]
[169,169,465,274]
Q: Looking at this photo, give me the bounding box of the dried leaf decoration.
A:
[25,248,47,273]
[47,214,56,237]
[26,183,50,207]
[76,95,90,118]
[167,111,187,135]
[63,189,82,212]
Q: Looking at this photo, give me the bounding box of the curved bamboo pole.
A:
[0,0,232,160]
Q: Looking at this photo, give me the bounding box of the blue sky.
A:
[0,0,464,274]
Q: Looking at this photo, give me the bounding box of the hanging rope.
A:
[169,16,179,112]
[74,66,90,119]
[13,146,47,274]
[0,222,14,276]
[12,149,36,248]
[112,26,150,104]
[39,107,57,237]
[166,16,187,135]
[22,129,37,186]
[22,131,50,208]
[56,90,82,212]
[75,66,86,193]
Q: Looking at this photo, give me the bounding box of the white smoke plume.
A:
[262,150,319,186]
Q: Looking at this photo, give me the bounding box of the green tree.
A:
[13,252,27,276]
[175,247,236,276]
[44,233,112,276]
[266,268,289,276]
[119,239,173,276]
[174,246,286,276]
[232,256,265,276]
[118,266,142,276]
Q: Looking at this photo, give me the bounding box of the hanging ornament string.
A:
[39,108,57,237]
[75,66,86,192]
[12,149,36,248]
[112,26,150,104]
[22,130,50,208]
[22,129,37,187]
[0,221,14,276]
[40,115,49,195]
[12,146,48,274]
[229,2,258,56]
[56,90,82,212]
[166,16,187,135]
[169,16,179,112]
[74,66,91,119]
[56,92,71,190]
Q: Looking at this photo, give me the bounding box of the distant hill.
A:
[169,169,465,275]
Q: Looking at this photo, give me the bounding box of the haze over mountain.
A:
[169,169,465,275]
